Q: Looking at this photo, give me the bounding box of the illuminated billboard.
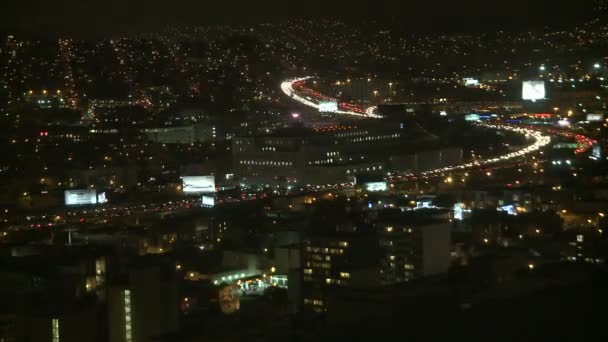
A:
[465,114,480,122]
[182,176,216,193]
[587,113,604,122]
[318,101,338,112]
[65,189,97,206]
[497,205,516,216]
[416,200,433,209]
[453,203,464,221]
[463,78,479,86]
[522,81,545,101]
[97,192,108,204]
[202,195,215,207]
[365,182,388,192]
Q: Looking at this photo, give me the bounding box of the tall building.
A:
[301,234,379,312]
[108,262,178,342]
[376,215,451,285]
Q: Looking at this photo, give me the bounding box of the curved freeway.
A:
[281,77,552,176]
[281,77,383,118]
[420,123,551,176]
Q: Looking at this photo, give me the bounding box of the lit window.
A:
[124,290,132,342]
[303,268,313,275]
[339,272,350,279]
[339,241,349,247]
[52,319,60,342]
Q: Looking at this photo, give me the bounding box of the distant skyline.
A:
[0,0,599,37]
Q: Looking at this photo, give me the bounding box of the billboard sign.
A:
[586,113,604,122]
[202,195,215,207]
[318,101,338,112]
[97,192,108,204]
[463,78,479,86]
[365,182,388,192]
[65,189,97,206]
[465,114,480,122]
[498,205,516,215]
[454,203,464,220]
[182,176,216,193]
[522,81,546,101]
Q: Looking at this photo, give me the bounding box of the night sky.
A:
[0,0,599,37]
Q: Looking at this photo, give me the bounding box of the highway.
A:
[419,123,552,176]
[281,77,553,176]
[281,77,383,118]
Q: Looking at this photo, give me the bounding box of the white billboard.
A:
[202,195,215,207]
[453,203,464,221]
[586,113,604,122]
[465,114,480,122]
[365,182,388,192]
[463,78,479,86]
[182,176,215,193]
[97,192,108,204]
[65,189,97,206]
[522,81,545,101]
[318,101,338,112]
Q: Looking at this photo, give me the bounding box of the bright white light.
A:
[318,101,338,112]
[365,182,388,192]
[522,81,546,101]
[65,189,97,206]
[202,195,215,207]
[182,176,215,193]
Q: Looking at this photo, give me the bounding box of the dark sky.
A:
[0,0,598,37]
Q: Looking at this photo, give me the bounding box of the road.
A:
[281,77,553,176]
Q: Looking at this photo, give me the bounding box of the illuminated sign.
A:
[454,203,464,220]
[553,143,580,149]
[497,205,516,215]
[318,101,338,112]
[522,81,546,101]
[65,189,97,206]
[534,113,552,119]
[416,200,433,209]
[365,182,387,192]
[97,192,108,204]
[202,195,215,207]
[182,176,216,193]
[464,78,479,86]
[465,114,480,121]
[586,113,604,122]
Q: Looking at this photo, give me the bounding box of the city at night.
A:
[1,1,608,340]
